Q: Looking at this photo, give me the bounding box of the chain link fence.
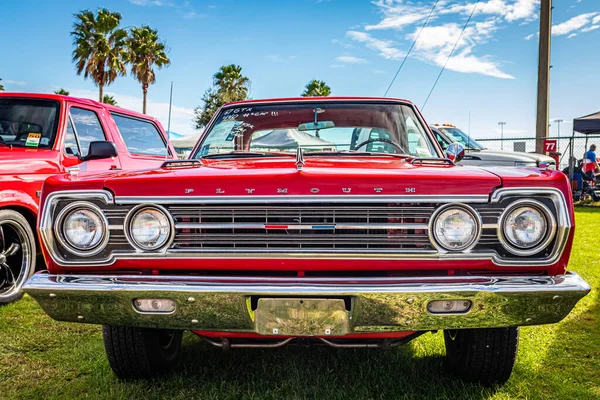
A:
[475,134,600,171]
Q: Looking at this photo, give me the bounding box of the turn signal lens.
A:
[133,298,177,313]
[427,300,472,314]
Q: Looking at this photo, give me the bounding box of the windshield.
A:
[437,127,485,150]
[0,99,60,148]
[193,102,438,158]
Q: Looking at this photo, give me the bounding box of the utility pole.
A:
[554,118,563,151]
[535,0,552,154]
[498,122,507,150]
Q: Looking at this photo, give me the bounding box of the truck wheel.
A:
[0,210,36,304]
[444,327,519,385]
[102,325,183,379]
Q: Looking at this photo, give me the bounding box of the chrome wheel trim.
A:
[0,219,32,300]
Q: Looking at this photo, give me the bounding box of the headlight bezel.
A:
[54,201,110,257]
[429,203,482,253]
[498,199,557,256]
[124,204,175,252]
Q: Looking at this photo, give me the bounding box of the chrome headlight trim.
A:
[428,203,482,253]
[498,199,557,257]
[124,204,175,252]
[53,201,110,257]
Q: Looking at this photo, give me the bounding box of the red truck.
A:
[24,97,589,384]
[0,92,176,303]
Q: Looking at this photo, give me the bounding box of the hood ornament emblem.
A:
[296,147,305,171]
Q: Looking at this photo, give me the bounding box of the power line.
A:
[421,0,480,110]
[383,0,440,97]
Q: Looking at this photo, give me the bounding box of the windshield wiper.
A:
[201,151,294,159]
[304,150,414,159]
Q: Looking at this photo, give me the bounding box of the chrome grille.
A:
[168,204,435,252]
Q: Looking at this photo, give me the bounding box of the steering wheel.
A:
[354,138,406,154]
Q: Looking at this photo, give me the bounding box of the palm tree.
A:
[213,64,250,102]
[0,78,4,91]
[54,88,70,95]
[102,95,117,105]
[71,8,128,102]
[126,26,170,114]
[301,79,331,97]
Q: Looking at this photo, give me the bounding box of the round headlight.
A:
[500,201,554,255]
[432,206,480,252]
[127,206,173,251]
[62,207,107,253]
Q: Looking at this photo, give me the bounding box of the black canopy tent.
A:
[568,111,600,180]
[574,111,600,135]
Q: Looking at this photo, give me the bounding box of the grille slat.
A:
[168,203,433,252]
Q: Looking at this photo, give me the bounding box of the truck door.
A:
[62,106,122,172]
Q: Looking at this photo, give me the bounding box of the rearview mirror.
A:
[298,121,335,131]
[445,142,465,163]
[82,141,118,161]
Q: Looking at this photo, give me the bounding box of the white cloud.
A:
[3,80,27,86]
[567,33,577,39]
[552,12,598,36]
[70,89,196,137]
[582,25,600,33]
[346,31,404,60]
[372,68,386,74]
[129,0,164,5]
[365,0,433,31]
[524,32,537,40]
[442,0,539,23]
[335,55,369,64]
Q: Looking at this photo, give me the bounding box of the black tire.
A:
[102,325,183,379]
[444,327,519,385]
[0,210,36,304]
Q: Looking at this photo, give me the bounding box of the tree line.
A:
[0,7,332,128]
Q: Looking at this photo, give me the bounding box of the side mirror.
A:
[82,141,118,161]
[445,142,465,163]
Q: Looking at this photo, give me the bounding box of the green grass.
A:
[1,209,599,400]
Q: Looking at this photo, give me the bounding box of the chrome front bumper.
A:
[23,272,590,335]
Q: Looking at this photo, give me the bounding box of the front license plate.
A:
[255,298,349,336]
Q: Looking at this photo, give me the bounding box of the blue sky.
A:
[1,0,599,139]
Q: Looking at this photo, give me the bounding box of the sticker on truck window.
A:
[25,133,41,147]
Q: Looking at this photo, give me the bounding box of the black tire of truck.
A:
[102,325,183,379]
[0,210,37,305]
[444,327,519,385]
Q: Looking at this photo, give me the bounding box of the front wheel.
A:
[444,327,519,385]
[102,325,183,379]
[0,210,36,304]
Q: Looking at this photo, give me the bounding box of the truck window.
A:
[111,113,169,156]
[0,99,59,148]
[63,119,80,156]
[69,108,106,157]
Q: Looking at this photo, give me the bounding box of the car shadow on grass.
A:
[139,333,501,400]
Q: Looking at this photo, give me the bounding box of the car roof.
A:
[0,92,159,122]
[224,96,414,107]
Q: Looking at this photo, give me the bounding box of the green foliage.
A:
[194,64,251,129]
[54,88,70,95]
[71,8,128,102]
[126,25,170,113]
[302,79,331,97]
[0,209,598,399]
[102,95,117,106]
[0,78,4,91]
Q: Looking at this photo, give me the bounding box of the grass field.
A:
[1,208,599,400]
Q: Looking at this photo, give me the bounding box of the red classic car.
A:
[0,92,176,303]
[24,97,589,385]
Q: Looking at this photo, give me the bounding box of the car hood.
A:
[0,146,61,175]
[467,149,555,164]
[100,157,503,198]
